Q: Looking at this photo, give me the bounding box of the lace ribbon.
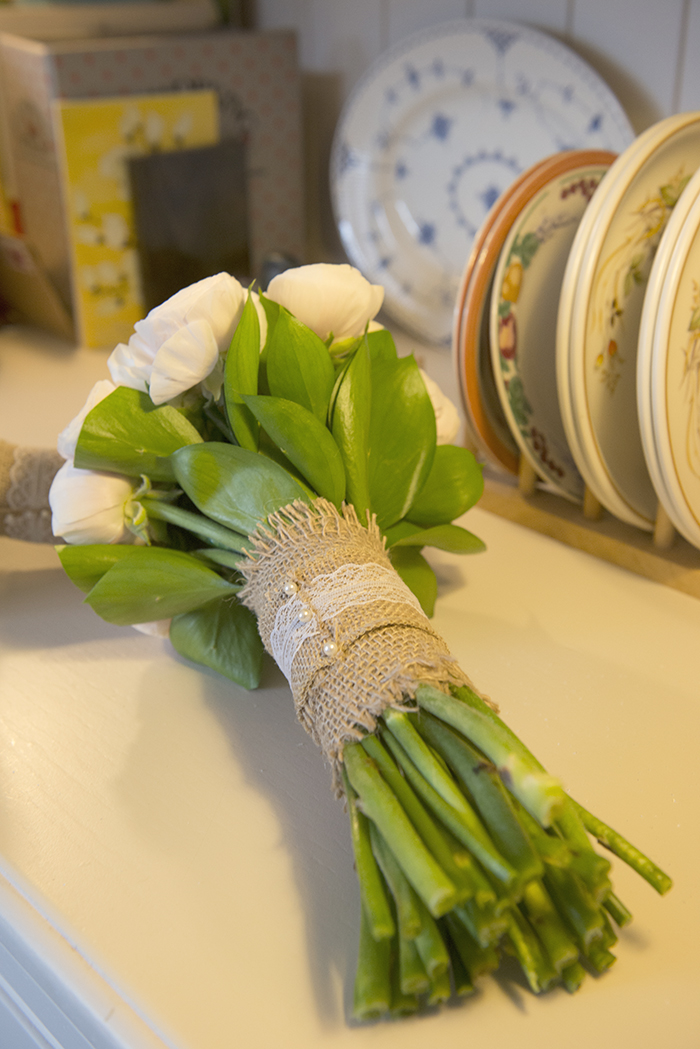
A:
[269,561,425,685]
[0,440,62,542]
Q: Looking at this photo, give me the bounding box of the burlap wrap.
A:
[0,440,62,543]
[238,499,470,772]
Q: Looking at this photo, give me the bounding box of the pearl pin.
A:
[297,607,313,624]
[322,640,338,657]
[283,580,298,596]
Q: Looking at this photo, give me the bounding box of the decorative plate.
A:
[638,164,700,550]
[453,158,552,473]
[558,113,700,530]
[331,18,634,345]
[490,154,615,499]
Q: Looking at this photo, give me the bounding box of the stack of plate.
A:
[330,19,700,552]
[452,111,700,552]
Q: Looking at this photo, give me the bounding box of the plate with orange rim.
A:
[488,151,616,499]
[452,157,552,470]
[453,150,616,475]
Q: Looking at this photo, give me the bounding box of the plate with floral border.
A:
[489,152,616,499]
[331,18,634,346]
[638,163,700,550]
[557,112,700,530]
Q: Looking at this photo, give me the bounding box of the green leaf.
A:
[244,394,345,506]
[368,355,436,530]
[366,329,398,361]
[382,520,423,546]
[391,523,485,554]
[389,546,437,618]
[85,546,238,625]
[74,386,202,482]
[266,307,335,421]
[224,293,261,451]
[331,340,371,519]
[171,442,310,536]
[57,543,144,593]
[257,430,316,497]
[408,446,483,527]
[169,598,263,689]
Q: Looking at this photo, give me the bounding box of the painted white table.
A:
[0,325,698,1049]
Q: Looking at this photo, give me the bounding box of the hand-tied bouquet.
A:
[50,263,671,1021]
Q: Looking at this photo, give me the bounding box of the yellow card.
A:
[54,90,219,348]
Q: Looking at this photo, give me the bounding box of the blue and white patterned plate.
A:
[330,18,634,345]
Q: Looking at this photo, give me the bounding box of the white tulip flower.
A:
[57,379,117,461]
[49,460,136,545]
[108,272,254,405]
[133,619,172,637]
[419,369,461,445]
[266,263,384,343]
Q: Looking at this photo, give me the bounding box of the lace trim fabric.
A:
[0,440,62,542]
[269,561,425,685]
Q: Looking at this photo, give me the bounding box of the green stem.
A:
[561,959,586,993]
[192,547,246,572]
[362,734,473,903]
[453,898,508,949]
[390,961,420,1017]
[444,913,500,982]
[419,711,544,888]
[343,743,457,917]
[513,800,573,868]
[397,929,430,996]
[554,799,611,900]
[343,771,395,941]
[142,498,251,554]
[584,940,617,975]
[378,726,517,889]
[413,896,450,978]
[383,708,469,814]
[543,867,605,949]
[368,822,422,941]
[417,684,566,826]
[507,909,559,993]
[442,925,475,997]
[570,798,673,895]
[520,880,579,975]
[353,906,392,1021]
[427,968,452,1006]
[603,891,633,928]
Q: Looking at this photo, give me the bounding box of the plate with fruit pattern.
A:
[489,153,615,499]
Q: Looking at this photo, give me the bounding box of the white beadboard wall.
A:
[253,0,700,260]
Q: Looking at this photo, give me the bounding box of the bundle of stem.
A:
[343,682,672,1020]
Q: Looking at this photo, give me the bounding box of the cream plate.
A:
[639,165,700,550]
[490,156,614,499]
[557,112,700,529]
[331,18,634,345]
